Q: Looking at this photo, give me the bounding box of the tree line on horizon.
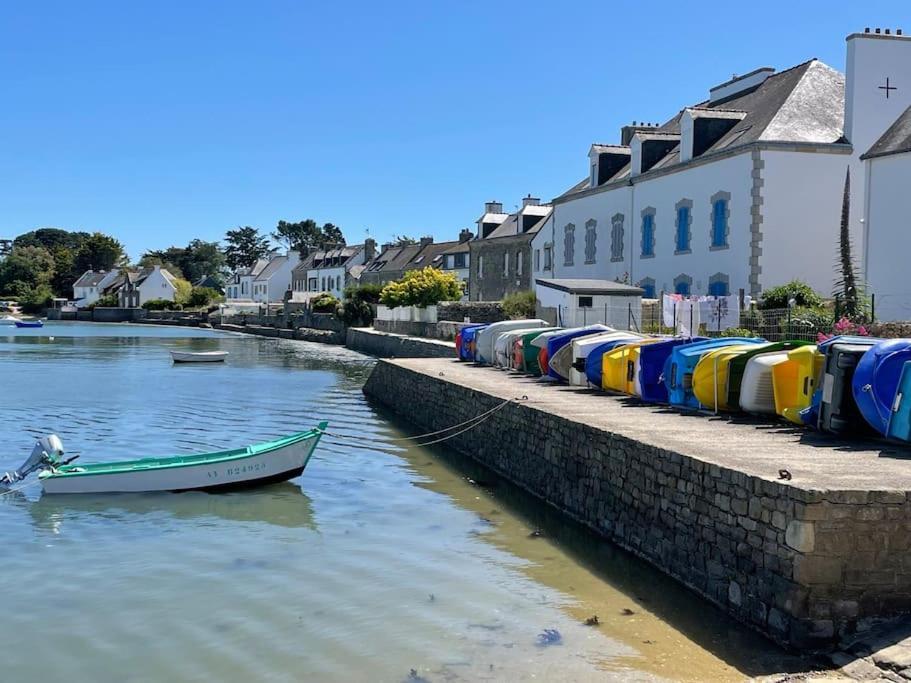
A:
[0,219,421,308]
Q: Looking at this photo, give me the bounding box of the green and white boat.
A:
[1,423,327,495]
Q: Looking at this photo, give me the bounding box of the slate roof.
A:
[364,244,424,273]
[536,278,644,295]
[565,59,846,197]
[442,240,470,254]
[483,206,553,240]
[293,244,364,275]
[73,270,109,288]
[861,105,911,160]
[254,255,288,282]
[406,240,461,269]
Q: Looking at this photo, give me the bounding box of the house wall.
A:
[864,152,911,321]
[137,269,176,305]
[468,234,533,301]
[760,149,848,295]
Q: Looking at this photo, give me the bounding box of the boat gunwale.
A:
[39,423,328,479]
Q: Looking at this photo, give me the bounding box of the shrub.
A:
[788,307,833,337]
[759,280,823,310]
[501,290,537,319]
[818,316,869,343]
[344,283,383,305]
[719,327,755,338]
[311,292,339,313]
[379,267,461,308]
[186,286,222,308]
[337,298,374,326]
[90,293,120,309]
[17,284,54,314]
[172,278,192,306]
[142,298,174,311]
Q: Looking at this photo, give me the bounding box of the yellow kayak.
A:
[692,344,762,410]
[772,345,824,424]
[601,339,659,394]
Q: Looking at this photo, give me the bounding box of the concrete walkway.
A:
[392,358,911,495]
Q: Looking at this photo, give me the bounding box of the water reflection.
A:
[14,483,316,534]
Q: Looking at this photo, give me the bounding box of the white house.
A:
[226,259,269,302]
[862,106,911,321]
[115,265,179,306]
[72,269,120,307]
[536,29,911,303]
[291,241,375,301]
[252,251,300,303]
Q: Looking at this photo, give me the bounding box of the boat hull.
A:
[39,430,323,494]
[171,351,228,363]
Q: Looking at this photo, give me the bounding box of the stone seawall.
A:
[346,328,454,358]
[364,358,911,651]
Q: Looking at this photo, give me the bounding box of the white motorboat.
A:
[170,350,229,363]
[0,427,327,494]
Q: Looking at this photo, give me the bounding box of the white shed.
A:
[535,278,643,330]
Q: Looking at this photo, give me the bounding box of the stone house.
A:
[468,197,552,301]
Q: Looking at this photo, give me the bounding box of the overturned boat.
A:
[1,424,327,495]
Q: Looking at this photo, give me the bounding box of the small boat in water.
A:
[14,319,43,328]
[171,350,229,363]
[1,426,328,494]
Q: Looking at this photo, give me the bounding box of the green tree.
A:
[379,267,461,308]
[273,219,346,255]
[225,226,271,270]
[0,246,55,294]
[391,235,417,246]
[49,246,79,297]
[759,280,823,310]
[140,239,226,284]
[172,278,192,305]
[74,232,127,273]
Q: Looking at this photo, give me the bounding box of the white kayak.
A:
[171,350,229,363]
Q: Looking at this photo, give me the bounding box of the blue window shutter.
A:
[712,200,726,247]
[675,280,690,295]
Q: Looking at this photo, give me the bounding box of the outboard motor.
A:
[0,435,65,488]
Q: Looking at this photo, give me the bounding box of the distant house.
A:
[252,251,300,303]
[226,259,269,301]
[0,239,12,258]
[360,236,466,289]
[439,229,473,290]
[535,278,643,328]
[106,265,179,307]
[194,274,224,294]
[72,269,120,308]
[468,196,552,301]
[291,240,376,301]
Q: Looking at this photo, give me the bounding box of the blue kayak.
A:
[584,337,643,387]
[852,338,911,435]
[544,326,611,380]
[664,337,765,408]
[637,338,708,403]
[459,325,488,361]
[457,324,488,361]
[14,320,43,328]
[887,361,911,442]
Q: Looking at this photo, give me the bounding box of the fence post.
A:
[604,302,608,327]
[628,302,632,331]
[787,305,792,338]
[689,301,694,339]
[871,292,876,323]
[583,306,587,325]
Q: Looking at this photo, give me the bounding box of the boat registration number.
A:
[208,462,269,479]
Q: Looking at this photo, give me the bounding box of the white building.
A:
[536,30,911,304]
[226,259,269,302]
[291,241,375,301]
[252,251,300,303]
[862,105,911,320]
[115,265,179,306]
[536,278,643,328]
[72,269,120,307]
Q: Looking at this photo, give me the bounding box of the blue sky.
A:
[1,1,907,259]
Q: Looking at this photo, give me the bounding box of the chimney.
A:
[521,194,540,208]
[364,237,376,261]
[459,228,473,242]
[419,236,434,248]
[484,200,503,214]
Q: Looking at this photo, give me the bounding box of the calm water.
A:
[0,323,824,682]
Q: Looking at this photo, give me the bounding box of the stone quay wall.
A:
[363,360,911,651]
[346,328,454,358]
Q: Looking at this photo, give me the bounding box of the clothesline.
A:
[662,294,751,334]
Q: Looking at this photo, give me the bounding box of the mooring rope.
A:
[323,395,527,448]
[0,479,41,498]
